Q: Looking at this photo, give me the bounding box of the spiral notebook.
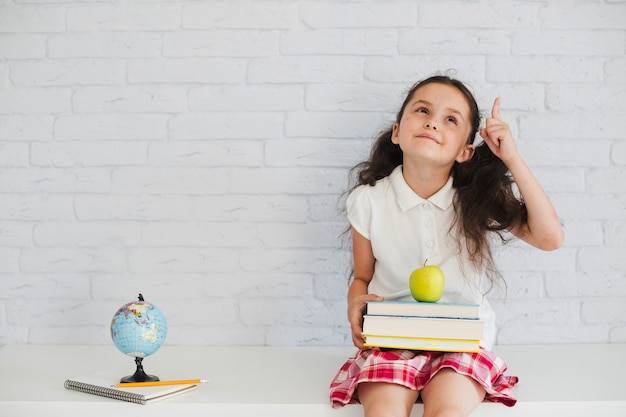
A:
[64,376,197,405]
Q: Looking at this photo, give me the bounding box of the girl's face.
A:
[391,82,475,168]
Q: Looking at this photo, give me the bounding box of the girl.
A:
[329,75,564,417]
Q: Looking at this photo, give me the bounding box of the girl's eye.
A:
[417,107,428,114]
[447,116,457,125]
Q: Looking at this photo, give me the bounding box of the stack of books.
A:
[362,300,484,352]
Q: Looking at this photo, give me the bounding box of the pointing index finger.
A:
[491,97,502,120]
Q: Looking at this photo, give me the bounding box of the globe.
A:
[110,296,168,359]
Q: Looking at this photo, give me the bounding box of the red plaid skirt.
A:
[329,348,518,408]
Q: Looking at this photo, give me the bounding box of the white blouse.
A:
[347,165,497,349]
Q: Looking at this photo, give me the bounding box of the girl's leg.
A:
[358,382,419,417]
[420,368,486,417]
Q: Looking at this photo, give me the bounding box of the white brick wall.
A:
[0,0,624,347]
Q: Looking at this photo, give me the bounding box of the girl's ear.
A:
[456,144,475,163]
[391,123,400,145]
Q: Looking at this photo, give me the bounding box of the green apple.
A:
[409,263,445,303]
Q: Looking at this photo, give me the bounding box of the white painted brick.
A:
[129,58,246,84]
[514,139,610,166]
[170,113,284,140]
[488,272,545,301]
[497,323,610,344]
[285,111,384,139]
[606,57,626,84]
[613,141,626,165]
[162,299,238,326]
[546,272,626,298]
[0,273,90,299]
[419,2,539,29]
[91,273,205,301]
[300,1,416,28]
[31,141,147,167]
[142,222,257,248]
[0,88,71,114]
[313,273,350,302]
[547,84,626,112]
[0,34,46,59]
[610,327,626,343]
[0,142,28,167]
[10,60,126,87]
[265,139,371,167]
[203,273,314,299]
[519,113,626,140]
[531,167,585,193]
[399,29,510,55]
[475,84,545,112]
[553,193,626,221]
[306,83,404,112]
[164,31,279,57]
[240,248,350,274]
[365,56,486,84]
[0,168,110,193]
[230,167,347,195]
[148,141,263,167]
[280,29,397,56]
[0,249,20,273]
[129,248,238,273]
[0,115,54,141]
[578,247,626,273]
[0,64,7,89]
[605,221,626,247]
[73,86,187,113]
[586,168,626,194]
[33,221,141,247]
[182,2,298,29]
[493,299,582,327]
[189,85,303,112]
[258,222,343,248]
[0,222,31,247]
[249,56,364,84]
[29,326,110,345]
[539,3,626,29]
[266,325,346,346]
[167,325,266,346]
[309,195,347,223]
[240,298,345,326]
[0,5,65,32]
[48,32,161,58]
[75,195,192,221]
[582,299,626,324]
[66,4,181,31]
[0,194,74,221]
[192,195,309,222]
[20,248,127,273]
[6,299,114,327]
[512,30,625,56]
[558,220,604,247]
[487,57,603,83]
[494,246,577,273]
[54,114,168,141]
[111,167,230,195]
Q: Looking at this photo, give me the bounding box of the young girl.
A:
[329,75,564,417]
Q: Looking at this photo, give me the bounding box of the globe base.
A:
[119,357,159,383]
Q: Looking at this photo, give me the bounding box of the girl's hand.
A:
[479,98,519,165]
[348,293,383,349]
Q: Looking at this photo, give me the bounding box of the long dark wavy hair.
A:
[348,75,528,287]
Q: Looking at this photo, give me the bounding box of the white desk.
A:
[1,344,625,416]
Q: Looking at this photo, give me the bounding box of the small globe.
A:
[110,298,168,359]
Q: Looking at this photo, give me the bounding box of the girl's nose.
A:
[425,120,438,130]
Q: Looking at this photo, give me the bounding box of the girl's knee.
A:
[358,382,418,417]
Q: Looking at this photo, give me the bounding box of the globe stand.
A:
[119,357,159,383]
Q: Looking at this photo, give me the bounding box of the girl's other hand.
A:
[479,98,519,165]
[348,293,383,349]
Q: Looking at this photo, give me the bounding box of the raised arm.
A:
[480,98,564,251]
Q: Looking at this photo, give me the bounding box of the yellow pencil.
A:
[114,379,207,388]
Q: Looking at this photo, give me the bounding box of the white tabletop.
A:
[1,344,625,416]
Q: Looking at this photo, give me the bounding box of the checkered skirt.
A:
[329,348,518,408]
